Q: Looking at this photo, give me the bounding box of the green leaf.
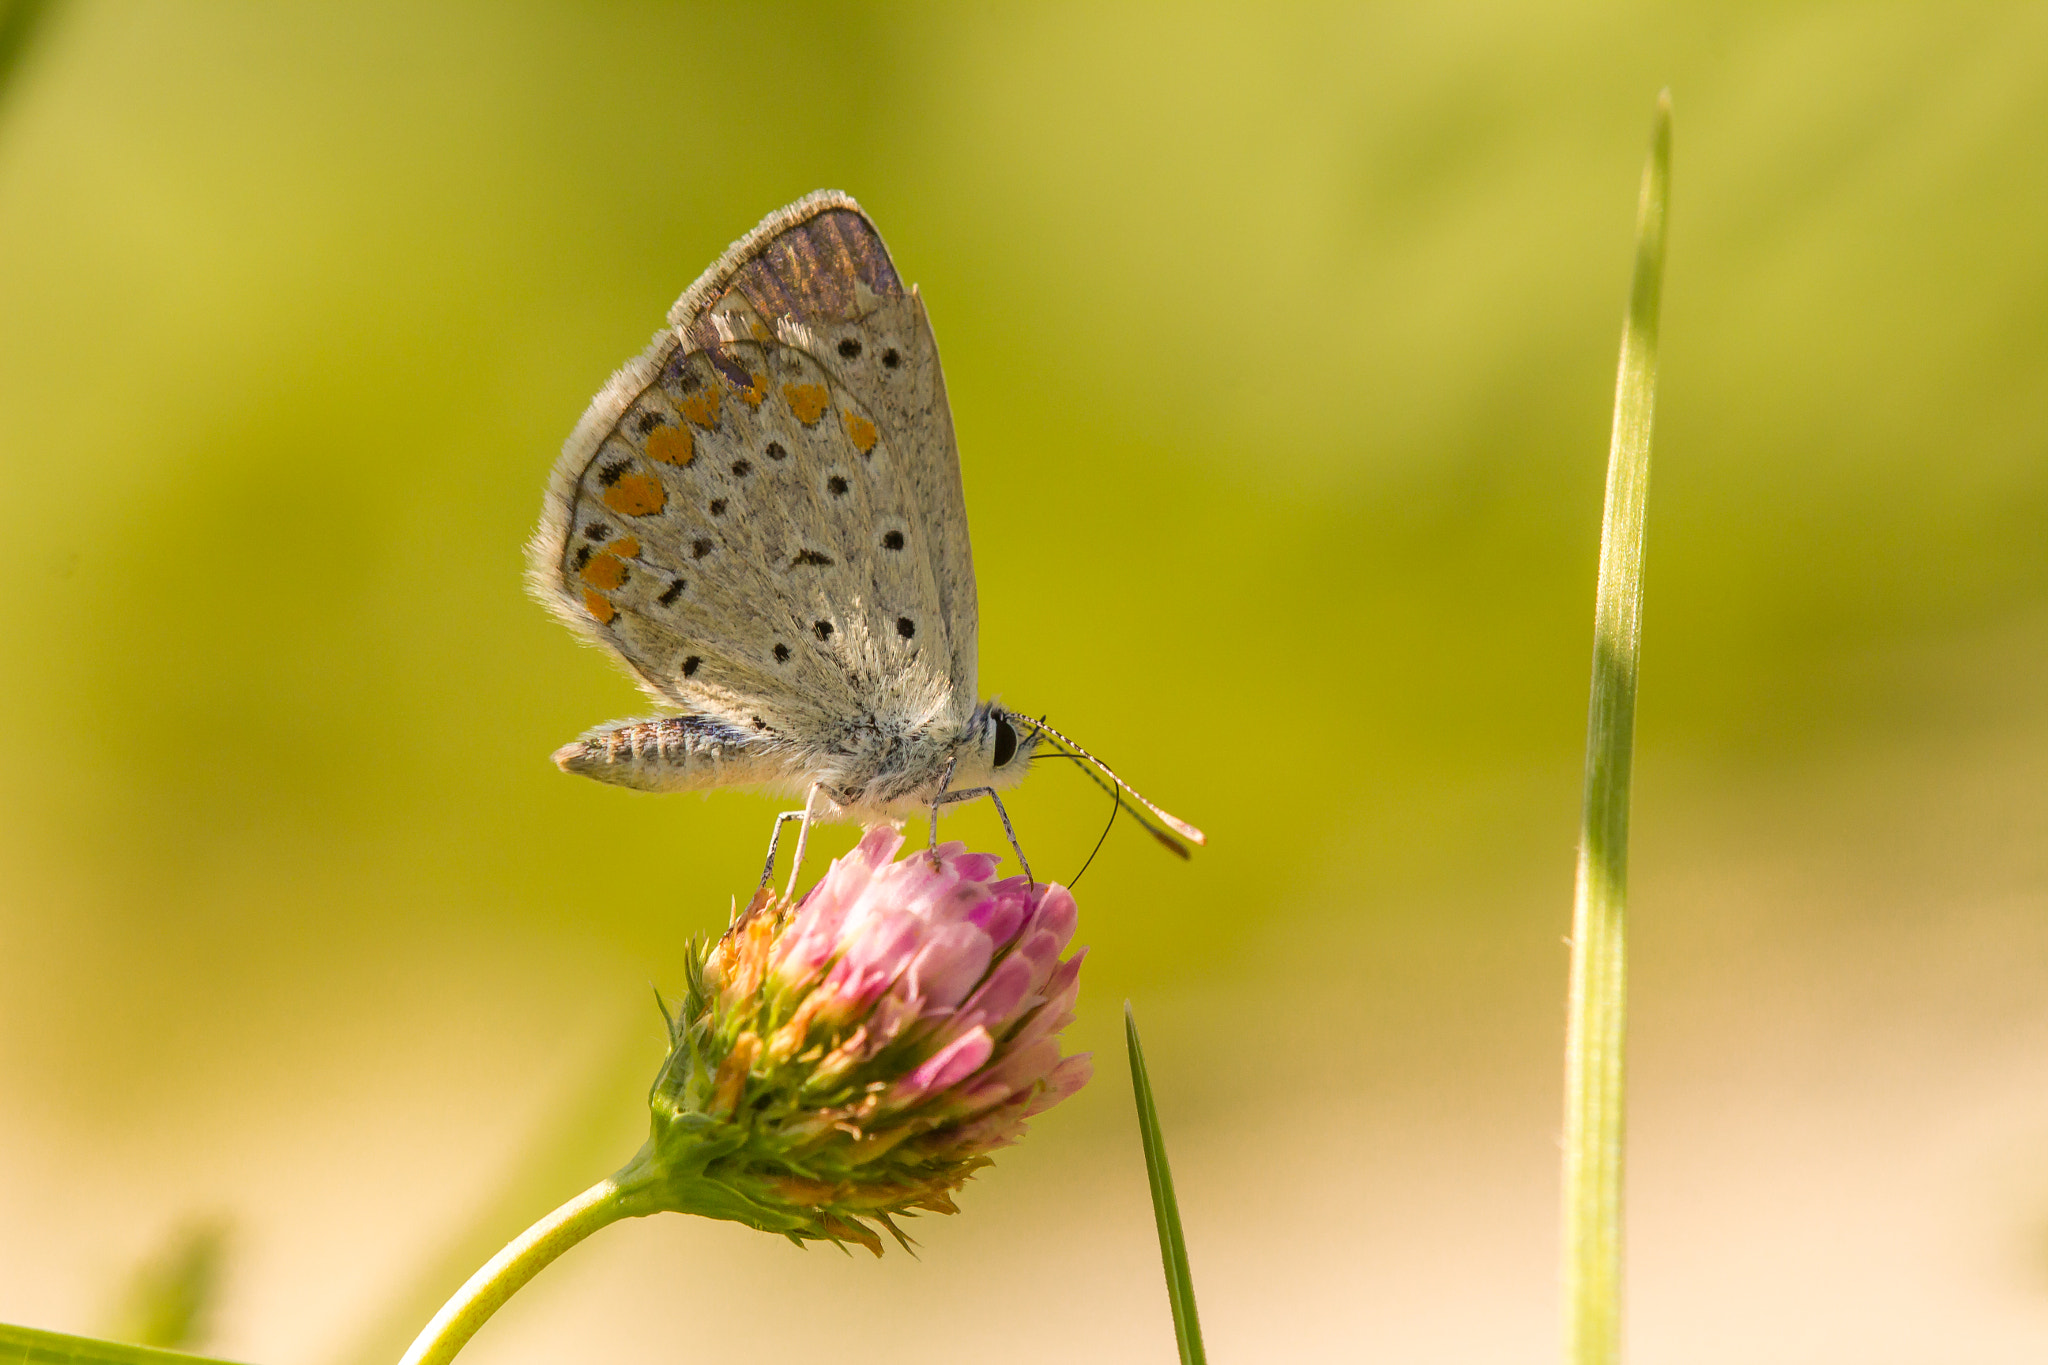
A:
[1125,1002,1207,1365]
[0,1321,245,1365]
[1560,91,1671,1365]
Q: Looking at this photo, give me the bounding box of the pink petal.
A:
[922,881,994,930]
[946,850,1002,883]
[965,881,1033,947]
[1003,951,1086,1053]
[954,952,1033,1032]
[977,1035,1060,1094]
[1010,930,1065,997]
[899,1026,994,1097]
[1020,884,1077,952]
[1019,1053,1093,1116]
[817,912,922,1012]
[857,825,908,864]
[935,1096,1035,1155]
[904,921,994,1012]
[771,830,903,981]
[950,1073,1019,1113]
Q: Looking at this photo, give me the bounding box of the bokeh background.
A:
[3,3,2046,1361]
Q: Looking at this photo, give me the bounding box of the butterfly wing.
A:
[529,192,980,752]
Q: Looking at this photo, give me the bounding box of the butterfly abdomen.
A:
[553,714,799,795]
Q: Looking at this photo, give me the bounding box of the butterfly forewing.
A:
[530,192,978,746]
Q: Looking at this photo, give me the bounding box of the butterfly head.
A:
[954,701,1042,790]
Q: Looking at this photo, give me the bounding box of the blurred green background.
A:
[3,3,2045,1361]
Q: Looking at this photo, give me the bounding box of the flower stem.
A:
[398,1158,657,1365]
[1562,91,1669,1365]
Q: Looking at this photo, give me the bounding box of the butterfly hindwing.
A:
[530,192,976,744]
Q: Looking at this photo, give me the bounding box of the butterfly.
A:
[528,191,1202,887]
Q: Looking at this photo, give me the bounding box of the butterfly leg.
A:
[925,756,960,870]
[931,786,1034,885]
[783,783,831,901]
[756,783,827,903]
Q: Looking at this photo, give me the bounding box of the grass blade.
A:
[0,1321,244,1365]
[1561,90,1670,1365]
[1125,1002,1207,1365]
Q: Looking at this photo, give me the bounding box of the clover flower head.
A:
[625,826,1091,1253]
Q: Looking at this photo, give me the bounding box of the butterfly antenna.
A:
[1040,742,1181,858]
[1021,716,1206,855]
[1059,747,1189,858]
[1067,769,1119,888]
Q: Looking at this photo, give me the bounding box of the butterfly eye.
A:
[992,714,1018,768]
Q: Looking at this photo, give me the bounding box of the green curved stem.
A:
[397,1162,655,1365]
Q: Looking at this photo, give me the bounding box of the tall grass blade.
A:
[0,1321,243,1365]
[1125,1002,1207,1365]
[1561,90,1670,1365]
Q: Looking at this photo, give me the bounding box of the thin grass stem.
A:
[1125,1002,1207,1365]
[1561,90,1670,1365]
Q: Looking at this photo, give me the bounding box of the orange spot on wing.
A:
[582,588,616,624]
[609,535,640,559]
[739,372,769,408]
[784,382,829,425]
[602,472,666,517]
[580,552,629,591]
[842,410,878,454]
[681,388,721,427]
[645,424,693,465]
